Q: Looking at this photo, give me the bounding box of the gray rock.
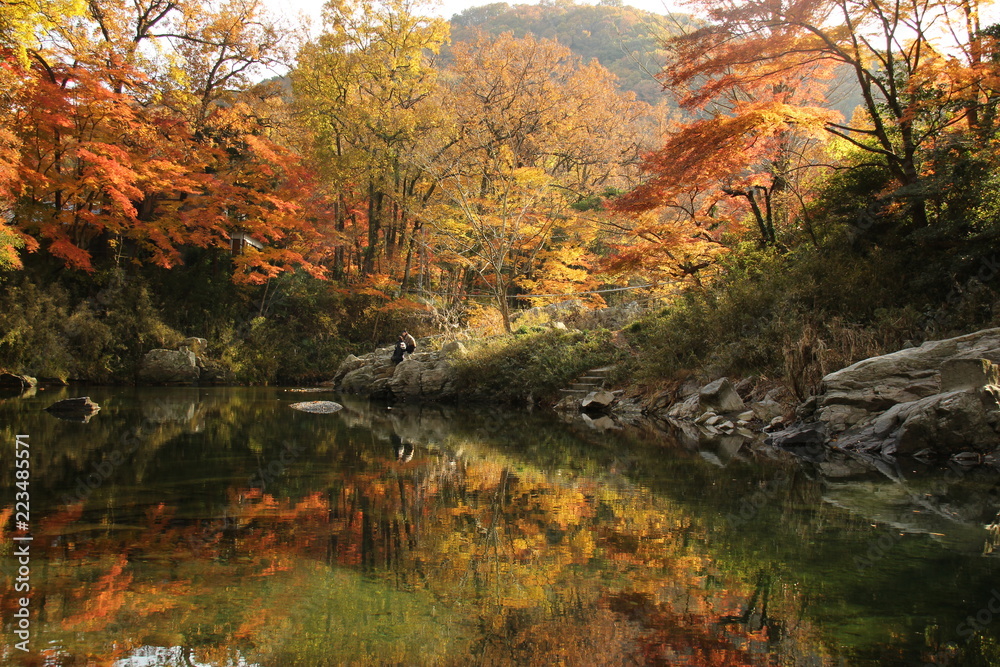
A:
[785,329,1000,457]
[138,349,199,384]
[766,415,789,432]
[941,358,999,392]
[181,337,208,355]
[388,357,457,401]
[666,394,701,420]
[699,377,746,413]
[341,365,377,393]
[695,411,717,424]
[581,389,616,412]
[332,354,367,386]
[336,343,461,402]
[747,398,786,423]
[289,400,343,414]
[840,387,1000,455]
[816,328,1000,430]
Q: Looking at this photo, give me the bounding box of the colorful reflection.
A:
[0,387,997,665]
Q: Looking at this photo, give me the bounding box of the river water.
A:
[1,386,998,666]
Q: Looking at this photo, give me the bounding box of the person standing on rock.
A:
[391,336,407,364]
[402,331,416,355]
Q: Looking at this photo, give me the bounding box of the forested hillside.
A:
[448,2,685,104]
[2,0,1000,412]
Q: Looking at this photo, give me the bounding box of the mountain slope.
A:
[446,2,694,104]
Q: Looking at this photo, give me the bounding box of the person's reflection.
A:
[391,433,414,462]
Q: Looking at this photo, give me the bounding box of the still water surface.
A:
[1,386,998,666]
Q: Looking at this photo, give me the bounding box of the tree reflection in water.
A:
[0,387,997,665]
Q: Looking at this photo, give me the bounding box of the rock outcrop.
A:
[137,337,230,385]
[138,348,200,384]
[332,340,462,402]
[0,373,37,390]
[773,328,1000,458]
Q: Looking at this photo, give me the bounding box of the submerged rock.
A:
[289,400,343,414]
[45,396,101,422]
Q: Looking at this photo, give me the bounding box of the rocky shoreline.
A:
[321,326,1000,466]
[5,313,1000,468]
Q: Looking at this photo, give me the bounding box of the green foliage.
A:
[622,244,938,393]
[454,328,625,403]
[0,273,181,382]
[0,279,76,380]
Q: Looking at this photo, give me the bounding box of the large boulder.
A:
[388,355,457,401]
[341,364,377,393]
[812,327,1000,430]
[699,377,746,413]
[836,385,1000,455]
[334,343,460,402]
[333,354,367,386]
[138,348,200,384]
[0,373,36,390]
[778,329,1000,458]
[581,389,616,413]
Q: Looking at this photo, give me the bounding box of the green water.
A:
[1,386,998,666]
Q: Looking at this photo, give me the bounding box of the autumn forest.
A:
[3,0,1000,393]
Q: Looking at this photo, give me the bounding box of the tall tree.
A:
[656,0,994,231]
[426,32,647,331]
[3,0,324,278]
[292,0,449,281]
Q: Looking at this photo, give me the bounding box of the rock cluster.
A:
[648,376,788,434]
[331,340,464,401]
